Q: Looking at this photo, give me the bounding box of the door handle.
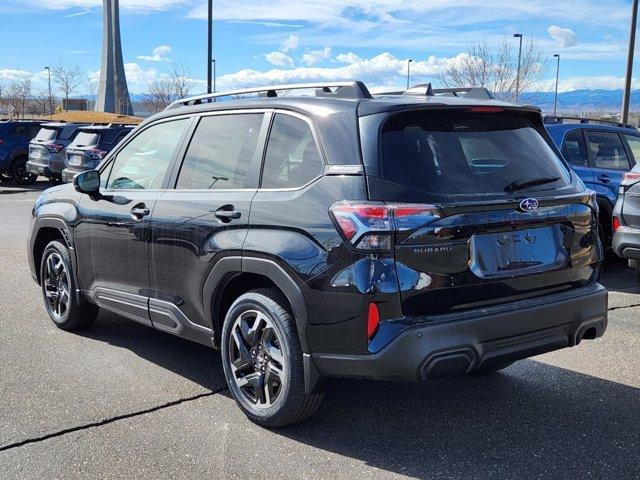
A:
[215,206,241,222]
[130,204,150,220]
[598,174,611,183]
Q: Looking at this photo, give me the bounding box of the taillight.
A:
[329,201,441,251]
[86,148,107,160]
[0,139,4,145]
[44,144,64,153]
[367,303,380,340]
[613,217,621,232]
[621,171,640,188]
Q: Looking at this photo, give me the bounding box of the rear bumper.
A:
[26,160,55,177]
[612,225,640,263]
[309,284,608,384]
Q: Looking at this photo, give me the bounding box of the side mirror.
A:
[73,170,100,196]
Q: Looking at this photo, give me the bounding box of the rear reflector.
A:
[367,303,380,340]
[613,217,621,232]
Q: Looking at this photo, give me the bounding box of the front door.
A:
[83,118,191,324]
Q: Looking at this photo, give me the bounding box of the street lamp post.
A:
[553,54,561,116]
[513,33,523,102]
[207,0,214,95]
[623,0,639,124]
[44,66,53,117]
[212,58,216,93]
[406,59,413,90]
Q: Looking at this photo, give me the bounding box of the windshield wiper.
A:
[505,176,561,193]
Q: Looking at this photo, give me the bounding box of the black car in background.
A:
[28,81,608,427]
[26,123,88,184]
[61,125,134,183]
[0,120,43,184]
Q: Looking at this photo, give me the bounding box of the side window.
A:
[561,130,589,167]
[624,135,640,164]
[587,131,631,171]
[261,114,324,189]
[11,126,27,137]
[106,119,188,190]
[176,113,263,190]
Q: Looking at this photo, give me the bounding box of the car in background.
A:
[26,123,88,184]
[61,124,134,183]
[545,116,640,245]
[0,120,44,184]
[612,167,640,278]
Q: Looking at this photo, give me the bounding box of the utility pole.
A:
[207,0,213,94]
[623,0,638,123]
[513,33,523,102]
[44,66,53,117]
[406,59,413,90]
[553,54,561,116]
[213,58,217,93]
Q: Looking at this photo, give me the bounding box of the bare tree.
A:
[85,76,98,110]
[6,74,33,119]
[51,60,84,111]
[140,77,174,114]
[30,89,53,116]
[439,37,547,102]
[169,62,195,99]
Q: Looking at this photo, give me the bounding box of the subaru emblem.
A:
[519,198,539,212]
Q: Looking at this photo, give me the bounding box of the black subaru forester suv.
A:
[28,81,608,427]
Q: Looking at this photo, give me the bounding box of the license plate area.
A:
[470,226,568,279]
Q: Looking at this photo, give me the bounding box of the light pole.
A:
[406,59,413,90]
[623,0,638,124]
[212,58,216,93]
[553,54,561,116]
[207,0,214,95]
[44,66,53,117]
[513,33,523,102]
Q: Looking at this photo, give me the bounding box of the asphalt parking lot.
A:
[1,181,639,480]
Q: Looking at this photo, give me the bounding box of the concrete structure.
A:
[95,0,133,116]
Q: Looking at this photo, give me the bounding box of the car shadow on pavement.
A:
[0,179,52,194]
[601,254,639,295]
[274,363,640,479]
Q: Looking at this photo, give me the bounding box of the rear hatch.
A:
[620,169,640,227]
[29,126,62,164]
[365,107,601,316]
[65,130,104,169]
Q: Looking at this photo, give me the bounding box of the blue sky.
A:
[0,0,638,95]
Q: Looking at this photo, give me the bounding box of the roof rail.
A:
[377,83,495,100]
[165,81,373,110]
[544,115,637,130]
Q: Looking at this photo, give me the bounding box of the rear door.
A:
[560,129,594,187]
[586,130,632,203]
[369,109,601,316]
[149,111,267,334]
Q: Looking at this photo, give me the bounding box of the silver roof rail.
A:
[165,81,373,110]
[377,84,495,100]
[543,115,637,130]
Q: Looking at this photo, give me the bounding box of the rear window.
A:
[34,128,58,142]
[71,131,100,147]
[379,111,570,197]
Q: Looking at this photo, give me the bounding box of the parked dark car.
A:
[545,116,640,245]
[61,125,134,183]
[28,82,608,427]
[612,166,640,277]
[0,120,43,184]
[26,122,88,184]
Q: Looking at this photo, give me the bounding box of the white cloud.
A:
[264,51,294,67]
[335,52,362,65]
[301,47,332,66]
[547,25,578,48]
[137,45,172,62]
[281,34,300,53]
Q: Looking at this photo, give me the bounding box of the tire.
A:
[40,240,99,331]
[221,288,323,427]
[10,157,37,185]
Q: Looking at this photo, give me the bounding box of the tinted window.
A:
[106,119,188,190]
[176,114,263,190]
[587,131,630,171]
[562,130,589,167]
[34,128,58,142]
[9,125,28,136]
[261,114,323,189]
[624,135,640,164]
[71,132,100,147]
[379,111,570,197]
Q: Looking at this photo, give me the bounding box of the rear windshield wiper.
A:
[505,176,561,193]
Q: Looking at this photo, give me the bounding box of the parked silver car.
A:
[26,123,88,183]
[612,167,640,278]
